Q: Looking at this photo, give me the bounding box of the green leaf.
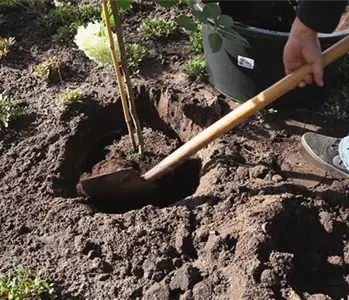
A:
[191,9,209,24]
[208,32,222,53]
[176,15,197,31]
[101,0,132,27]
[217,14,234,28]
[203,3,221,21]
[183,0,195,7]
[116,0,133,11]
[218,27,250,47]
[155,0,179,7]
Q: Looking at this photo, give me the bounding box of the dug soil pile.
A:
[0,1,348,299]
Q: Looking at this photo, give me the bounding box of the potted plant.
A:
[194,0,349,110]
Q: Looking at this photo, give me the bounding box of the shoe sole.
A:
[301,135,349,180]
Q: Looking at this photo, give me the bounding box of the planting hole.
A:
[78,128,202,213]
[55,86,202,213]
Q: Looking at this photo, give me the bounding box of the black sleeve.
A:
[297,1,347,33]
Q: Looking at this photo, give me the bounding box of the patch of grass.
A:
[0,36,15,58]
[125,43,148,72]
[0,94,24,128]
[189,25,203,54]
[59,88,84,104]
[183,56,207,82]
[0,0,21,9]
[0,266,54,299]
[32,56,62,81]
[139,16,177,39]
[40,2,100,43]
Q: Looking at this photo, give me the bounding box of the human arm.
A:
[283,1,347,87]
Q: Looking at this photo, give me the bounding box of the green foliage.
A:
[0,0,21,9]
[173,1,248,53]
[59,89,84,104]
[183,56,207,82]
[32,56,61,80]
[100,0,133,28]
[0,36,15,58]
[74,21,119,66]
[140,17,177,38]
[125,43,147,72]
[53,23,78,43]
[0,94,24,128]
[0,267,54,300]
[75,21,146,72]
[257,107,278,123]
[189,25,203,54]
[40,2,100,43]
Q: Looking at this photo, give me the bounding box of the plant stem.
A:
[110,0,144,157]
[102,0,137,151]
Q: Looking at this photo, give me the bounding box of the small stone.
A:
[249,165,269,179]
[169,264,202,291]
[97,273,110,281]
[319,211,333,233]
[260,269,279,287]
[236,166,249,180]
[327,256,344,266]
[143,259,156,279]
[272,174,283,182]
[205,234,222,258]
[144,281,171,300]
[192,281,211,299]
[175,225,194,256]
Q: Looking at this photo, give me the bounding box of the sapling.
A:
[59,89,84,104]
[139,16,177,38]
[0,266,54,299]
[183,56,207,82]
[0,94,24,128]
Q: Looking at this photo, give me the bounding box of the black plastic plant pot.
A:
[200,4,349,110]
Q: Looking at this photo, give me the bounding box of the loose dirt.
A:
[0,2,348,300]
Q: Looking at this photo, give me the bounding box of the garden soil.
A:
[0,2,348,300]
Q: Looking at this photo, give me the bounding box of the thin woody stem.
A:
[102,0,137,151]
[110,0,145,157]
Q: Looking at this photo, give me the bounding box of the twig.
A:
[102,0,137,151]
[110,0,144,157]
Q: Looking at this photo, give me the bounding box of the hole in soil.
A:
[55,85,203,213]
[260,200,348,298]
[79,130,202,214]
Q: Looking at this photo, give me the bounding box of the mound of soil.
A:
[0,1,348,300]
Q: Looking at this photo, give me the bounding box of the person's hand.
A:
[283,17,324,88]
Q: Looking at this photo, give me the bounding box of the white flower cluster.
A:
[74,21,119,66]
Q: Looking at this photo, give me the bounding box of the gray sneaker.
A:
[301,132,349,179]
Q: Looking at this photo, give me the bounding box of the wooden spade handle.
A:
[143,35,349,182]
